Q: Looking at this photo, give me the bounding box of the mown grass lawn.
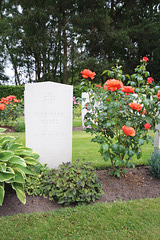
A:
[2,129,154,169]
[0,198,160,240]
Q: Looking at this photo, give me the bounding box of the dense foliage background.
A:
[0,0,160,85]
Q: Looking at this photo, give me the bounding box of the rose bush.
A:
[80,58,160,177]
[0,95,23,127]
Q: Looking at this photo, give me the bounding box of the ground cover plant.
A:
[25,160,104,205]
[81,58,160,177]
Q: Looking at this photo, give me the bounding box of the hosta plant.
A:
[0,128,39,205]
[80,58,160,178]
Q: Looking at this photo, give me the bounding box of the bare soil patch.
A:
[0,166,159,217]
[0,125,16,133]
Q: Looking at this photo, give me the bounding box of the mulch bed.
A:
[0,166,159,217]
[0,125,17,133]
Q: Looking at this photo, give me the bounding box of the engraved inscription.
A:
[34,111,64,135]
[43,92,55,103]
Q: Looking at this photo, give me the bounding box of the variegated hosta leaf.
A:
[0,163,6,172]
[24,156,38,165]
[0,128,6,133]
[8,142,23,151]
[0,166,15,182]
[8,156,26,167]
[0,136,16,145]
[0,151,14,162]
[0,182,4,206]
[12,168,26,183]
[11,182,26,204]
[15,148,39,159]
[7,164,35,175]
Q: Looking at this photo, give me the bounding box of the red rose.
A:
[121,86,135,94]
[0,104,6,110]
[0,98,7,104]
[13,99,20,103]
[122,125,135,136]
[156,91,160,100]
[147,77,154,84]
[142,57,149,62]
[80,69,96,80]
[96,84,101,88]
[6,95,16,101]
[144,123,151,129]
[141,109,146,115]
[129,102,142,112]
[104,79,123,91]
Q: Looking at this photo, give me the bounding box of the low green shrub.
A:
[0,85,24,100]
[0,128,39,205]
[148,148,160,179]
[25,160,104,205]
[14,122,25,132]
[25,163,50,196]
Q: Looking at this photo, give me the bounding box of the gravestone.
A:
[81,92,89,128]
[81,92,99,128]
[154,125,160,149]
[24,82,73,169]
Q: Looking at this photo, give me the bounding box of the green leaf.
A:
[0,168,15,182]
[0,182,4,206]
[15,149,39,159]
[102,143,108,151]
[0,136,16,145]
[13,169,26,183]
[13,165,35,175]
[139,139,144,146]
[11,182,26,204]
[126,121,131,127]
[128,149,135,157]
[0,163,6,172]
[143,99,150,106]
[137,76,143,81]
[0,151,14,162]
[8,143,23,150]
[102,70,109,75]
[111,143,119,151]
[23,157,38,165]
[0,128,6,133]
[119,145,125,152]
[8,156,26,167]
[145,116,152,124]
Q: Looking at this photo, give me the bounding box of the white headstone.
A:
[24,82,73,169]
[81,92,90,128]
[154,124,160,149]
[81,92,100,128]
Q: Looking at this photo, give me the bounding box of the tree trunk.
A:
[62,8,67,84]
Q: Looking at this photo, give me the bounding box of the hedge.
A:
[0,85,25,99]
[0,84,82,100]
